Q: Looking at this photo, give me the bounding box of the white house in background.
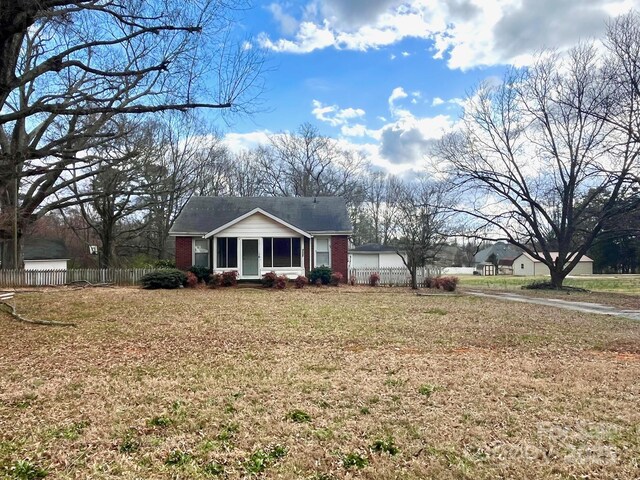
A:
[512,252,593,276]
[24,238,69,271]
[348,244,406,269]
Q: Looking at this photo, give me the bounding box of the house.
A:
[512,252,594,276]
[24,238,69,271]
[169,197,352,280]
[348,243,406,269]
[474,242,522,267]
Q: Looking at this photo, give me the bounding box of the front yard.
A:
[1,287,639,479]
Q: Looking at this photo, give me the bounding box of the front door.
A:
[242,239,259,277]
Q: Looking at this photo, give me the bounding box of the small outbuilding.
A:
[348,243,405,269]
[24,238,70,271]
[512,252,593,276]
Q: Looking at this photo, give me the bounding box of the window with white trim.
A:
[263,237,301,268]
[194,238,209,268]
[217,238,238,268]
[315,237,330,267]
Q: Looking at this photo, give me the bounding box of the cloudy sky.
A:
[224,0,637,173]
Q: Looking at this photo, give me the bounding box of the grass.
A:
[1,286,640,478]
[459,273,640,294]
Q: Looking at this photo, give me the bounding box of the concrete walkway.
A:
[466,290,640,321]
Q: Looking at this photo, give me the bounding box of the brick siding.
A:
[175,236,192,270]
[330,235,349,282]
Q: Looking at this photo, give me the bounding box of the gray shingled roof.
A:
[474,242,522,264]
[24,238,69,260]
[349,243,398,253]
[170,196,352,235]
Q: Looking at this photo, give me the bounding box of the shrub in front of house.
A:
[262,271,278,288]
[188,265,211,284]
[330,272,343,286]
[140,269,187,289]
[349,275,357,286]
[309,266,332,285]
[369,272,380,287]
[185,271,199,288]
[221,271,238,287]
[423,277,436,289]
[275,275,288,289]
[294,275,308,289]
[208,273,222,288]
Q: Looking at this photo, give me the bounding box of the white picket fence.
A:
[0,268,156,287]
[349,267,443,287]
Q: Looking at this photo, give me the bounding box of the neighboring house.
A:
[24,238,70,271]
[474,242,523,266]
[349,244,406,269]
[512,252,594,276]
[170,197,352,281]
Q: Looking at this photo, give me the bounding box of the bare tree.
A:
[437,41,640,288]
[393,178,451,289]
[257,123,367,203]
[0,0,264,267]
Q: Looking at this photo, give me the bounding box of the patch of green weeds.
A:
[216,423,239,444]
[11,394,37,409]
[48,420,89,440]
[313,428,334,441]
[201,461,225,476]
[244,445,287,475]
[342,452,368,469]
[370,437,399,455]
[359,406,371,415]
[164,449,192,466]
[286,409,312,423]
[118,431,140,454]
[5,459,48,479]
[418,383,441,398]
[384,378,406,388]
[147,415,172,428]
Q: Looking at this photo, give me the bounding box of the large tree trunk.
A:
[549,269,566,289]
[410,267,418,290]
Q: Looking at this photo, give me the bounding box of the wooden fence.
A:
[0,268,156,287]
[349,267,443,287]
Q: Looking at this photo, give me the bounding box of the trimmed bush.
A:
[208,273,222,288]
[221,270,238,287]
[275,275,287,289]
[309,266,332,285]
[330,272,343,286]
[349,275,356,286]
[188,265,211,284]
[140,269,186,289]
[262,271,278,288]
[185,271,199,288]
[435,276,459,292]
[294,275,308,289]
[423,277,436,289]
[369,272,380,287]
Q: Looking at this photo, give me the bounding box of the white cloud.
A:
[401,51,411,57]
[312,100,366,127]
[223,131,272,152]
[432,96,465,107]
[432,97,445,106]
[259,0,632,69]
[268,3,299,36]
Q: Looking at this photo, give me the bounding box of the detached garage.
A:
[512,252,593,276]
[349,244,406,269]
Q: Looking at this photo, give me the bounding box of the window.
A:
[521,263,524,269]
[194,238,209,268]
[263,237,301,268]
[315,237,330,266]
[217,238,238,268]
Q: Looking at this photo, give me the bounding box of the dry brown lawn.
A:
[1,286,640,479]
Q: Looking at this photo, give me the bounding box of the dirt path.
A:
[466,290,640,321]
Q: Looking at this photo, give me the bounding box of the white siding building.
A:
[512,252,593,276]
[349,244,406,269]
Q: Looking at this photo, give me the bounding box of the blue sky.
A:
[219,0,637,173]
